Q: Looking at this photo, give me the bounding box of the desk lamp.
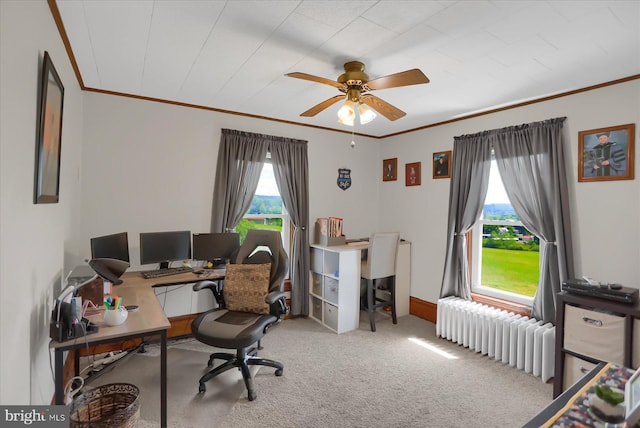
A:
[88,258,129,286]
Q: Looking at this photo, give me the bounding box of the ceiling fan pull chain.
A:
[350,124,356,149]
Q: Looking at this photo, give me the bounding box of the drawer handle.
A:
[581,316,603,327]
[579,366,589,374]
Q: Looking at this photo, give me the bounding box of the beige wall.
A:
[81,80,640,307]
[79,92,381,269]
[1,0,639,406]
[1,1,85,404]
[381,80,640,303]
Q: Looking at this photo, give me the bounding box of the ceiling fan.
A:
[286,61,429,123]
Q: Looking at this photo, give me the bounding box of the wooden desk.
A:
[50,269,221,428]
[523,363,606,427]
[524,362,634,427]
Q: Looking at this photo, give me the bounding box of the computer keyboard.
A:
[140,266,194,279]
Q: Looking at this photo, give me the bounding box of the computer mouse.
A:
[609,284,623,290]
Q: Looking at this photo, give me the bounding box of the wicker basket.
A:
[69,383,140,428]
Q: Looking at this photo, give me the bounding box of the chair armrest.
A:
[193,280,225,307]
[265,291,286,305]
[266,291,289,317]
[192,280,218,292]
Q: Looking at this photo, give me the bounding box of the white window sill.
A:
[472,285,534,307]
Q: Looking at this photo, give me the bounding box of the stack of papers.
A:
[317,217,343,238]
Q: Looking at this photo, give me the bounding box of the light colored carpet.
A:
[85,314,553,427]
[85,341,257,427]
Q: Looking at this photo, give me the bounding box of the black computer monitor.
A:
[90,232,130,262]
[192,232,240,266]
[139,230,191,269]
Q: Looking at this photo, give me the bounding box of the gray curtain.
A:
[211,129,268,232]
[439,134,492,299]
[439,117,573,325]
[270,139,310,317]
[210,129,310,317]
[492,117,573,324]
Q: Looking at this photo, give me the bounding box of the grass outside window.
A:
[481,247,539,297]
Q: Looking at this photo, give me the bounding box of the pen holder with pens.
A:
[104,307,128,326]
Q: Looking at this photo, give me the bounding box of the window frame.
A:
[471,220,535,307]
[240,157,292,260]
[469,159,537,308]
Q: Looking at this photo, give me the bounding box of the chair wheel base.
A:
[198,383,206,394]
[275,368,283,376]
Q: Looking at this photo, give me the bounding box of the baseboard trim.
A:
[409,296,437,323]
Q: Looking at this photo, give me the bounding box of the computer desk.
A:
[50,269,223,428]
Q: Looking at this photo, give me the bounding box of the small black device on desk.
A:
[562,277,638,304]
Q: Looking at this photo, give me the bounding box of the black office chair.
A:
[191,229,289,401]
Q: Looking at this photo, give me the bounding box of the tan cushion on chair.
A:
[223,263,271,314]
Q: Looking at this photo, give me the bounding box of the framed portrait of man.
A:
[578,123,635,182]
[382,158,397,182]
[433,150,451,179]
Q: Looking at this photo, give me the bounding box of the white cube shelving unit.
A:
[309,244,360,334]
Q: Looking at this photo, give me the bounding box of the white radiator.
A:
[436,296,555,382]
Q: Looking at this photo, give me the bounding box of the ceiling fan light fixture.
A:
[338,116,355,126]
[337,100,355,126]
[358,103,376,124]
[288,61,429,123]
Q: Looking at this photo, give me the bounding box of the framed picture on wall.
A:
[405,162,421,186]
[433,150,451,179]
[34,51,65,204]
[382,157,397,181]
[578,123,635,182]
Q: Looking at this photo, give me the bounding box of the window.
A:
[237,158,291,255]
[471,159,540,305]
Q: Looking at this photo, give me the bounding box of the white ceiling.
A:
[54,0,640,137]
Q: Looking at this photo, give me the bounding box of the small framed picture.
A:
[405,162,421,186]
[578,123,635,182]
[382,158,397,181]
[433,150,451,179]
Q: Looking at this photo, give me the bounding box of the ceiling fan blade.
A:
[360,94,406,121]
[366,69,429,90]
[286,72,344,89]
[300,95,345,117]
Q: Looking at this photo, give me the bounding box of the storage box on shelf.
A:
[554,291,640,398]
